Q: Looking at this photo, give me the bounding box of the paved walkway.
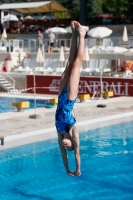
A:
[0,96,133,150]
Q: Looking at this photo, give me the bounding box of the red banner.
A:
[27,75,133,97]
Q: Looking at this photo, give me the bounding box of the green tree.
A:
[87,0,103,17]
[56,0,80,18]
[125,0,133,17]
[100,0,128,16]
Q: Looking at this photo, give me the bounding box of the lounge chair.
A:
[87,38,96,52]
[111,38,120,47]
[56,59,68,74]
[52,58,60,72]
[102,38,112,48]
[12,40,23,52]
[88,38,96,49]
[14,57,34,73]
[0,40,7,52]
[35,67,44,73]
[43,58,53,74]
[14,66,32,73]
[95,59,109,75]
[82,59,98,75]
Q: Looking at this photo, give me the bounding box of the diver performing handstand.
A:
[55,21,86,176]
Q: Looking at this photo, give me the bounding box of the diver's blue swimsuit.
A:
[55,87,77,134]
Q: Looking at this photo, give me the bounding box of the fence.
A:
[0,37,133,53]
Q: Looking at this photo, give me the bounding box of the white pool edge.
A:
[5,111,133,142]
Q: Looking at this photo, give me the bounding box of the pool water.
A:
[0,121,133,200]
[0,97,46,113]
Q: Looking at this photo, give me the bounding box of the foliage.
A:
[1,0,133,21]
[7,34,18,40]
[56,0,80,18]
[87,0,103,17]
[100,0,129,16]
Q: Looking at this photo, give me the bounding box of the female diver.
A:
[55,21,86,176]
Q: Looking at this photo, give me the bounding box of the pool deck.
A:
[0,95,133,150]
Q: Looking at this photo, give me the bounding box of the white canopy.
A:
[3,14,19,21]
[0,1,68,13]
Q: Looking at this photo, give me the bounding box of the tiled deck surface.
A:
[0,96,133,150]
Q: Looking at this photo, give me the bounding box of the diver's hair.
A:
[67,144,74,151]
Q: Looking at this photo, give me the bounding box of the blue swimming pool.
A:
[0,97,46,113]
[0,121,133,200]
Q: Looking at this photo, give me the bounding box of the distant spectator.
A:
[15,23,25,34]
[2,22,9,30]
[0,20,2,33]
[36,28,44,51]
[47,30,55,53]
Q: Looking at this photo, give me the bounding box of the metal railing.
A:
[1,71,16,90]
[0,37,133,53]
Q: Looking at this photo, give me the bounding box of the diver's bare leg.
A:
[67,24,86,100]
[58,21,78,95]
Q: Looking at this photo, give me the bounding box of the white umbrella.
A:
[1,28,7,40]
[59,46,65,68]
[36,48,44,66]
[59,46,65,62]
[41,15,56,20]
[83,46,90,69]
[65,25,89,33]
[45,27,67,34]
[84,46,90,61]
[3,14,18,21]
[87,27,112,38]
[122,26,128,42]
[24,16,34,20]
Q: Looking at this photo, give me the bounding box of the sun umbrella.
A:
[3,14,18,21]
[83,46,90,69]
[59,46,65,67]
[41,15,56,20]
[1,28,7,40]
[87,27,112,38]
[24,16,35,20]
[36,48,44,66]
[65,25,89,33]
[45,27,67,34]
[84,46,90,61]
[122,26,128,42]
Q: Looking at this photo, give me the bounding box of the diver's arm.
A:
[57,132,74,176]
[72,126,81,176]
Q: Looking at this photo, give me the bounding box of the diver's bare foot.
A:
[75,23,86,37]
[71,21,78,36]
